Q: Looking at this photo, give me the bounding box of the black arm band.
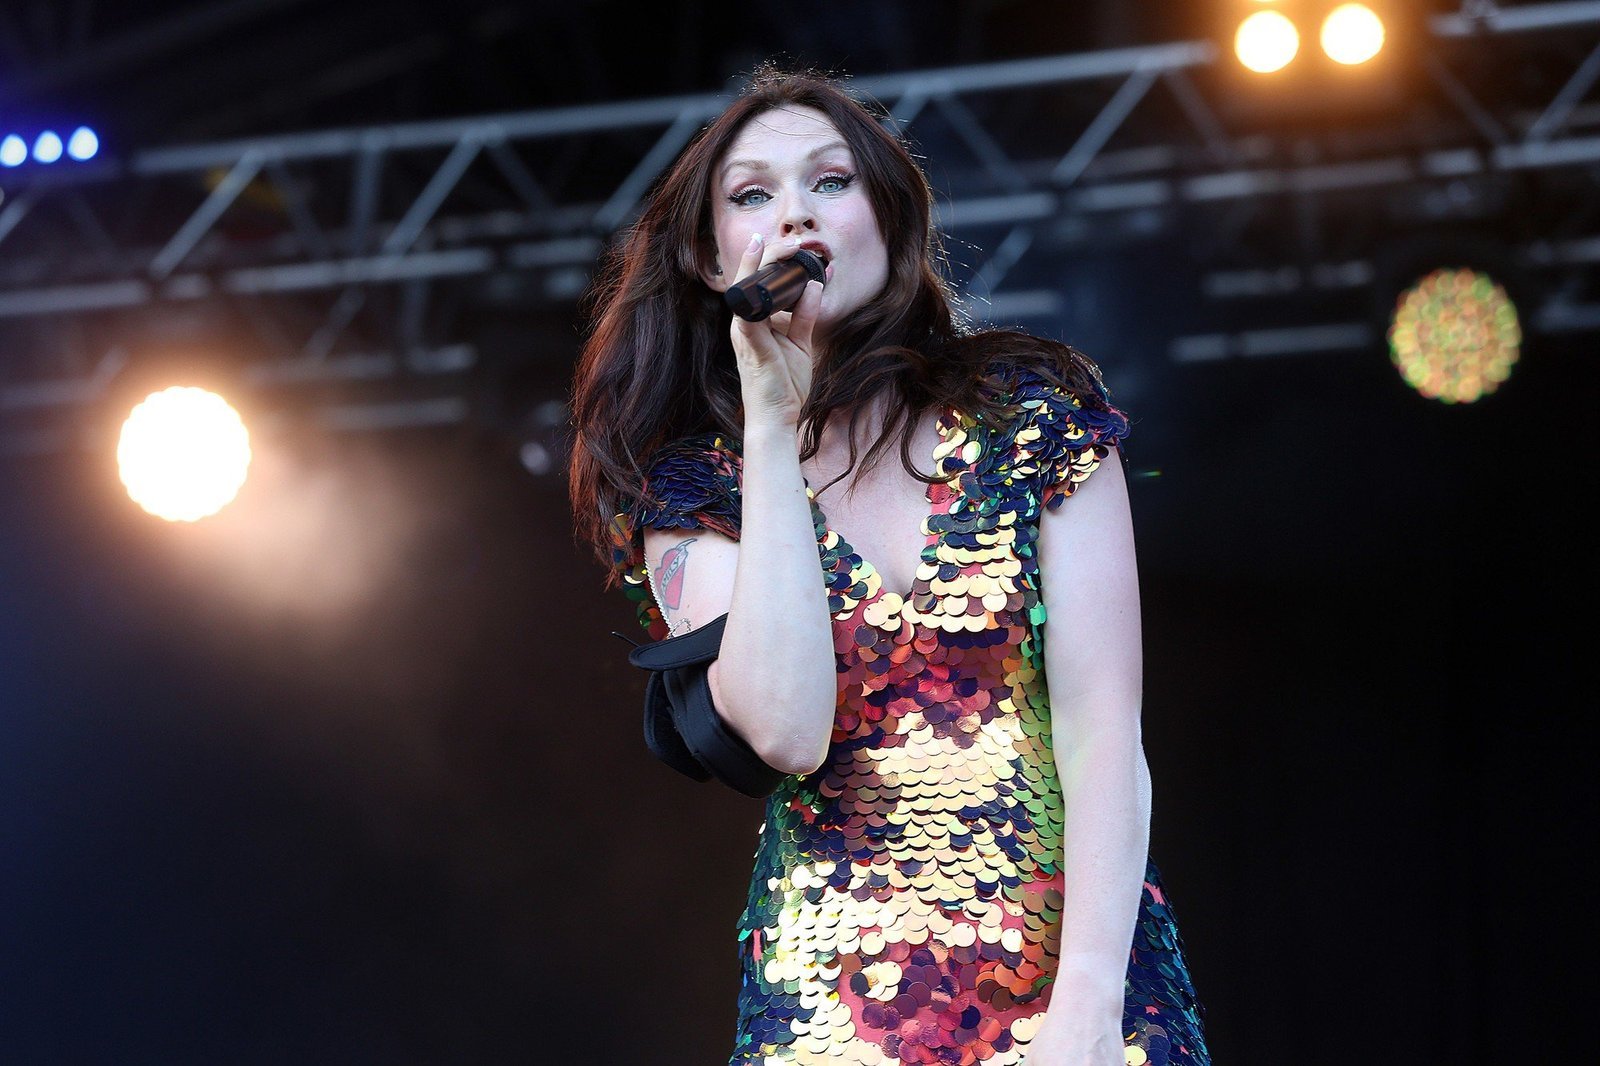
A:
[625,613,791,798]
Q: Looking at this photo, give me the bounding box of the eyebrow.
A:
[719,141,852,182]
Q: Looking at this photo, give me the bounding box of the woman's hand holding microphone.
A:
[727,232,829,430]
[708,231,838,775]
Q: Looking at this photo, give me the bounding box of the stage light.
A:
[117,386,253,522]
[31,130,64,164]
[67,126,99,161]
[1,125,100,167]
[1321,3,1385,65]
[1236,10,1300,74]
[519,440,553,475]
[0,134,28,167]
[1388,268,1520,404]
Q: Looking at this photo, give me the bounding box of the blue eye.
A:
[729,186,770,207]
[727,172,855,207]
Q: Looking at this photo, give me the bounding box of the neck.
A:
[800,392,895,456]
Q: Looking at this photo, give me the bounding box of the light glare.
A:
[32,130,64,163]
[1388,268,1520,404]
[1322,4,1385,65]
[1236,11,1300,74]
[117,386,253,522]
[67,126,100,161]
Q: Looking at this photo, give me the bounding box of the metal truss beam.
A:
[2,2,1599,451]
[1431,2,1600,37]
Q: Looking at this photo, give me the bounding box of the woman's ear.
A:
[697,246,727,292]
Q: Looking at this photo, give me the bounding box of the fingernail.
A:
[783,236,802,247]
[748,232,763,248]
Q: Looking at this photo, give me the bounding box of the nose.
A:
[777,191,817,237]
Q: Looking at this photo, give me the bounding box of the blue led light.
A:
[67,126,100,161]
[0,134,27,167]
[32,130,65,164]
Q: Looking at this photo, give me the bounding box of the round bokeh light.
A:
[117,386,253,521]
[1236,10,1300,74]
[1322,4,1385,65]
[1388,268,1521,404]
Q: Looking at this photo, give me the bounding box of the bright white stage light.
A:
[67,127,100,161]
[117,386,253,522]
[1322,3,1385,65]
[32,130,64,164]
[1,134,29,167]
[1236,10,1300,74]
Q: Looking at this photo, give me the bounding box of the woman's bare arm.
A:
[1034,446,1151,1038]
[640,427,836,775]
[637,232,838,776]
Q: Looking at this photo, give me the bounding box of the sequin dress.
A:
[610,362,1210,1066]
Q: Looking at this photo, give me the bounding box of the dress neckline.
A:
[800,406,952,605]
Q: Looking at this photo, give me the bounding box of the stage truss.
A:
[2,1,1597,453]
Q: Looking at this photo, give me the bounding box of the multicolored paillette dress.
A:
[609,362,1210,1066]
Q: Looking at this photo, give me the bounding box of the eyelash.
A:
[728,171,856,207]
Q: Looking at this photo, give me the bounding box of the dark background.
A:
[1,1,1592,1063]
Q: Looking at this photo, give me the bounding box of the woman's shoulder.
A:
[973,348,1130,438]
[642,431,743,488]
[645,430,738,468]
[977,345,1110,399]
[633,431,743,537]
[972,350,1131,511]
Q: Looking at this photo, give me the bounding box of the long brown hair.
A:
[568,63,1115,581]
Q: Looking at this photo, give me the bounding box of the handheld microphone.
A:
[725,249,826,322]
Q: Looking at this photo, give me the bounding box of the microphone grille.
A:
[791,249,826,283]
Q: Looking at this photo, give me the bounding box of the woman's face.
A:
[702,105,889,345]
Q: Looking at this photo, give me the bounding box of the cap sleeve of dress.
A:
[607,434,742,637]
[633,435,743,540]
[1005,361,1131,514]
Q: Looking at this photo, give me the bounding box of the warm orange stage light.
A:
[1322,3,1385,65]
[117,386,253,522]
[1235,10,1300,74]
